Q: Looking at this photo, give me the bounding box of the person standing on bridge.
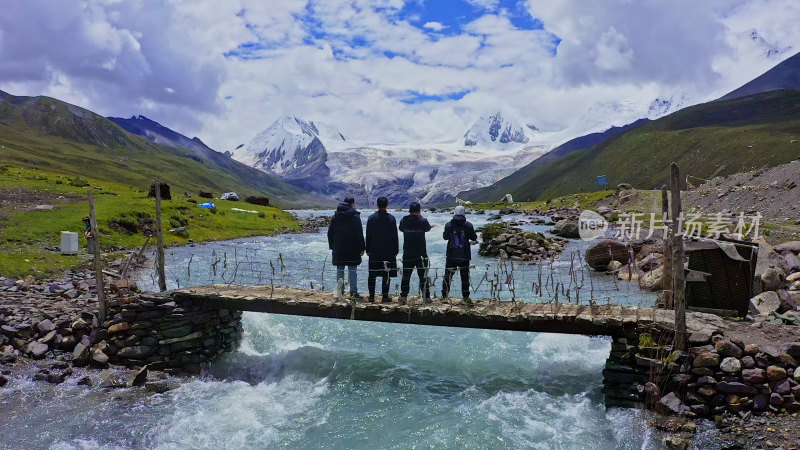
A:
[365,196,399,303]
[399,202,431,304]
[328,197,365,300]
[442,205,478,305]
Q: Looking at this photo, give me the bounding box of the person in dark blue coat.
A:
[398,202,431,304]
[365,196,398,303]
[442,206,478,304]
[327,197,365,299]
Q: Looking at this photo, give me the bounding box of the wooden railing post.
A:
[88,189,107,323]
[155,181,167,292]
[670,163,687,351]
[662,187,673,309]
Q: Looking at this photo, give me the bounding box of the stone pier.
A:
[100,293,243,370]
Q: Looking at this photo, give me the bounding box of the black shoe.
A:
[398,296,407,305]
[464,297,473,306]
[368,295,375,303]
[381,295,391,303]
[350,293,363,301]
[424,296,433,304]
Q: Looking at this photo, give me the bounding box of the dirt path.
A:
[0,188,81,221]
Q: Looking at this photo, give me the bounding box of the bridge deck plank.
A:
[170,285,727,337]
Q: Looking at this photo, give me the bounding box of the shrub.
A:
[172,228,189,238]
[68,177,89,187]
[258,212,266,219]
[110,217,139,234]
[169,214,188,228]
[480,222,510,241]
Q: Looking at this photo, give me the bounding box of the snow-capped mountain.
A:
[232,96,698,206]
[230,116,344,192]
[233,112,547,205]
[744,30,793,59]
[463,112,531,148]
[647,94,691,119]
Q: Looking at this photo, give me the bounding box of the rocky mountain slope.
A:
[0,91,322,206]
[684,159,800,223]
[462,89,800,202]
[109,115,218,161]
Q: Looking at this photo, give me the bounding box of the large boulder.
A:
[785,253,800,273]
[551,219,579,239]
[658,392,682,415]
[750,291,781,315]
[776,241,800,253]
[761,267,783,291]
[584,239,630,271]
[637,253,664,272]
[639,266,665,291]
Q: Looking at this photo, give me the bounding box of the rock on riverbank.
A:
[477,222,566,261]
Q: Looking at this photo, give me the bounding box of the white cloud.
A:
[422,21,447,31]
[1,0,799,152]
[594,26,634,71]
[464,0,500,11]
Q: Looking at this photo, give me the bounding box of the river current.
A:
[1,210,673,449]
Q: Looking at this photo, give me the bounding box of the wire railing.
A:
[134,242,659,308]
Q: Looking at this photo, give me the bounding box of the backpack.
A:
[449,227,467,250]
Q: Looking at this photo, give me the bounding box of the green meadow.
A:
[0,166,298,278]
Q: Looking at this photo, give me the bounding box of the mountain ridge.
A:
[721,51,800,101]
[0,90,326,207]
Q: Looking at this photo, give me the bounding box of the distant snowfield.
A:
[326,144,548,203]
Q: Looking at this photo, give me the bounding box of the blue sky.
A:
[1,0,798,150]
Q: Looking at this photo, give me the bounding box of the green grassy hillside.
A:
[0,92,323,207]
[462,90,800,202]
[0,166,299,278]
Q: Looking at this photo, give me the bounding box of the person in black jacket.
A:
[442,205,478,304]
[398,202,431,304]
[327,197,365,299]
[365,197,398,303]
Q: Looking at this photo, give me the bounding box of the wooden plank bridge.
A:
[172,285,726,337]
